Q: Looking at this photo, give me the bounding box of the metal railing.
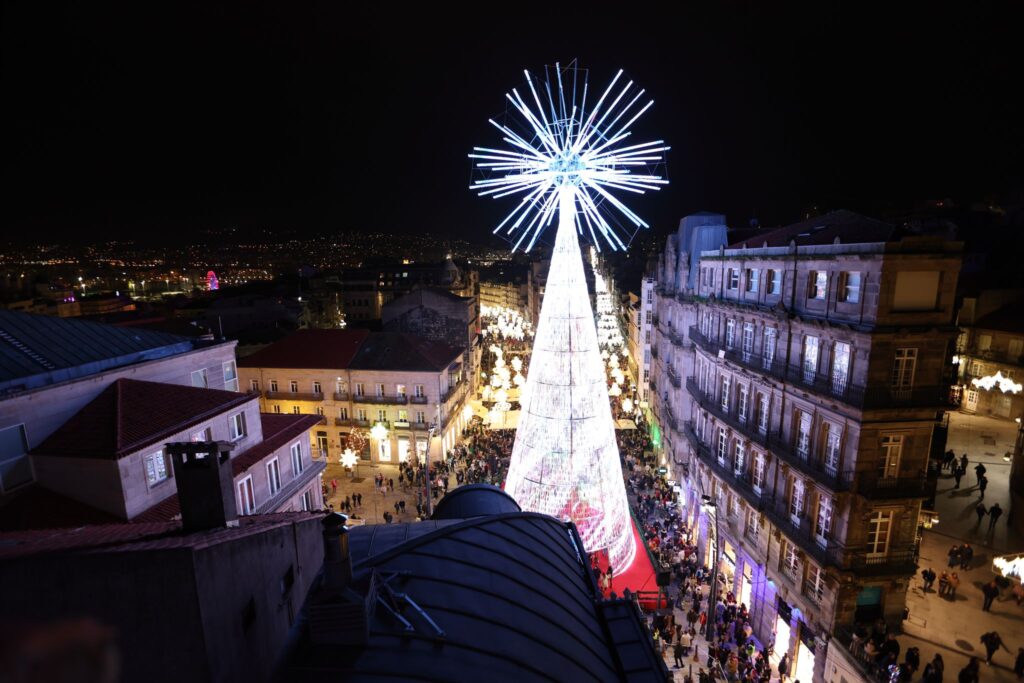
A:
[410,395,429,404]
[333,391,350,401]
[686,377,854,492]
[264,390,324,402]
[354,394,408,405]
[667,365,681,388]
[857,472,929,499]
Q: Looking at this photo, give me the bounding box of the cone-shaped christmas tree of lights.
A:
[504,188,636,570]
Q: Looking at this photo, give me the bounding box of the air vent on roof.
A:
[0,329,57,370]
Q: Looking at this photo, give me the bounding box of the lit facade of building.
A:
[626,276,656,406]
[238,330,471,465]
[955,296,1024,421]
[650,211,961,682]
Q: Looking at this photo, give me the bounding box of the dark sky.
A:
[3,3,1022,245]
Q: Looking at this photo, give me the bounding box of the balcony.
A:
[353,394,408,405]
[334,417,356,427]
[761,495,840,568]
[333,391,350,401]
[690,325,788,382]
[651,345,659,359]
[663,404,678,432]
[254,459,327,515]
[681,420,766,512]
[442,380,467,403]
[264,391,324,402]
[669,329,685,348]
[667,365,681,388]
[686,377,854,492]
[410,395,429,404]
[962,345,1024,366]
[857,472,929,499]
[393,419,411,429]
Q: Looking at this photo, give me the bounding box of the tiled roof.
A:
[31,379,253,460]
[132,413,321,523]
[0,310,196,392]
[0,485,121,532]
[729,209,898,248]
[348,332,461,372]
[237,329,370,369]
[0,512,320,560]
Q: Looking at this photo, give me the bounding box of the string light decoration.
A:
[971,371,1023,394]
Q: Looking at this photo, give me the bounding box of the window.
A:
[823,423,841,474]
[336,380,345,394]
[191,369,208,388]
[807,564,826,603]
[291,442,304,475]
[763,328,777,369]
[783,541,800,575]
[316,406,324,416]
[891,348,917,390]
[832,342,851,394]
[0,424,32,493]
[237,476,256,515]
[720,376,730,412]
[757,394,769,434]
[839,271,861,303]
[816,495,833,542]
[292,406,300,414]
[728,268,739,290]
[867,510,894,555]
[741,323,754,362]
[397,384,407,397]
[287,380,297,393]
[717,427,728,465]
[269,380,279,392]
[339,407,349,420]
[301,489,314,512]
[700,312,712,338]
[355,383,365,397]
[645,310,652,324]
[377,409,387,422]
[880,434,903,480]
[376,383,385,397]
[358,408,368,421]
[250,379,259,392]
[416,411,426,424]
[752,454,766,493]
[767,269,781,295]
[273,404,281,414]
[144,450,169,487]
[745,269,759,293]
[191,427,212,442]
[745,508,760,540]
[790,478,805,522]
[414,384,425,398]
[267,458,282,496]
[222,361,238,391]
[803,336,819,383]
[809,271,827,300]
[229,412,247,441]
[734,440,746,474]
[796,411,812,456]
[725,319,736,349]
[312,381,322,394]
[738,384,749,423]
[398,409,409,422]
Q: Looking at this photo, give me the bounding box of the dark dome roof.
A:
[431,484,521,520]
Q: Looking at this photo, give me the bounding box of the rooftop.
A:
[348,332,462,372]
[31,379,253,460]
[238,328,370,370]
[729,209,898,248]
[971,301,1024,334]
[0,310,197,394]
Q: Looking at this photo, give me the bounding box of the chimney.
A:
[167,441,238,533]
[321,512,352,594]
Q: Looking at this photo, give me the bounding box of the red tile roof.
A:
[0,512,320,560]
[0,485,121,532]
[31,379,254,460]
[237,328,370,369]
[348,332,462,372]
[132,413,321,523]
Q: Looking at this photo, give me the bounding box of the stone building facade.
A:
[649,211,961,682]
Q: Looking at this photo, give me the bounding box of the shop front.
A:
[738,561,753,609]
[771,599,793,666]
[794,623,817,683]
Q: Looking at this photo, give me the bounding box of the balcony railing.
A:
[264,390,324,402]
[689,326,953,411]
[334,417,356,427]
[353,394,408,405]
[962,345,1024,366]
[669,329,685,348]
[681,420,766,512]
[667,365,681,388]
[651,345,659,359]
[663,404,678,432]
[686,377,854,492]
[410,395,429,404]
[857,472,929,499]
[393,419,411,429]
[333,391,350,401]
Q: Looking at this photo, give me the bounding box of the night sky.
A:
[3,4,1021,245]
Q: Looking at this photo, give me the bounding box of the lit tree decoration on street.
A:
[471,62,667,570]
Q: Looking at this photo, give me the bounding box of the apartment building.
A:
[238,329,470,464]
[650,210,961,682]
[626,276,657,405]
[955,295,1024,420]
[0,310,239,496]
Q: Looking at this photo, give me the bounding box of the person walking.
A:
[975,462,987,485]
[960,453,969,472]
[979,475,988,499]
[777,652,790,683]
[982,579,1000,611]
[960,544,973,570]
[953,465,964,489]
[948,544,961,568]
[981,631,1007,665]
[938,571,950,596]
[959,656,979,682]
[989,502,1003,529]
[921,567,936,592]
[673,638,685,668]
[976,502,988,526]
[922,653,944,683]
[948,572,961,599]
